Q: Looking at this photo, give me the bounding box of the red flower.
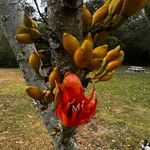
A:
[55,72,97,127]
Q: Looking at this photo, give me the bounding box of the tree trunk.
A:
[0,0,83,149]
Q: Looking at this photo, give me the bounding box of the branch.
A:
[33,0,48,24]
[0,0,58,139]
[53,125,79,150]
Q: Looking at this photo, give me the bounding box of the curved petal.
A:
[62,72,83,100]
[56,106,70,127]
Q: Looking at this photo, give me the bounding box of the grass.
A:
[0,67,150,150]
[0,69,53,150]
[93,66,150,149]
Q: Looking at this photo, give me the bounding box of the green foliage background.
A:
[112,12,150,66]
[0,28,18,67]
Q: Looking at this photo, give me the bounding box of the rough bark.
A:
[0,0,84,149]
[47,0,83,39]
[46,0,83,149]
[47,0,83,74]
[0,0,57,144]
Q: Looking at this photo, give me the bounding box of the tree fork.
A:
[0,0,84,149]
[47,0,83,149]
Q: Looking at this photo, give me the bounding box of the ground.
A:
[0,66,150,150]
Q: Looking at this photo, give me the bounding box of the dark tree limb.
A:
[33,0,48,24]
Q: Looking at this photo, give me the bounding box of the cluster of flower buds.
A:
[26,86,53,110]
[87,45,124,82]
[15,14,40,44]
[25,67,62,110]
[15,15,59,110]
[82,0,148,30]
[62,32,124,82]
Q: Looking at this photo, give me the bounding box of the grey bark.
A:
[0,0,57,145]
[47,0,83,40]
[0,0,84,149]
